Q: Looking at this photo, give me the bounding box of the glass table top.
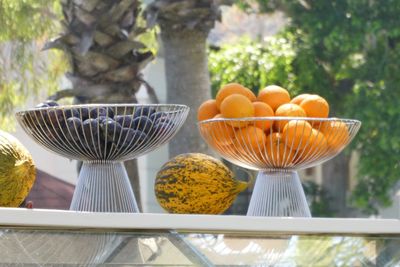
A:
[0,208,399,266]
[0,228,398,266]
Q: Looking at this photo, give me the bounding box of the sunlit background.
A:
[1,0,400,219]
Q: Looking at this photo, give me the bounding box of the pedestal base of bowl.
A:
[70,161,139,212]
[247,170,311,217]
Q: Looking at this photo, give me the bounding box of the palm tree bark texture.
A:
[45,0,159,211]
[146,0,233,157]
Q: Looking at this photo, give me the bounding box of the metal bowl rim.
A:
[198,116,361,125]
[15,103,190,115]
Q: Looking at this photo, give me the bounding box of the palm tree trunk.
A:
[47,0,158,212]
[161,28,212,156]
[147,0,227,156]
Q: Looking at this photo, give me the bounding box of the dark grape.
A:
[100,119,122,139]
[105,107,114,118]
[44,100,59,107]
[97,116,108,123]
[85,141,101,153]
[90,107,108,118]
[118,129,148,149]
[65,117,82,142]
[103,141,116,154]
[32,110,47,124]
[134,106,156,118]
[42,127,57,142]
[66,117,82,132]
[132,130,148,146]
[150,112,167,122]
[114,115,134,128]
[79,107,90,120]
[47,109,65,125]
[117,128,135,147]
[151,121,173,137]
[155,116,172,125]
[36,103,49,108]
[64,108,80,118]
[88,108,99,118]
[132,116,153,134]
[82,119,100,143]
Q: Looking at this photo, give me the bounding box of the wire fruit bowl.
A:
[16,104,189,212]
[199,117,361,217]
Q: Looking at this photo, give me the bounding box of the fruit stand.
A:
[2,84,389,266]
[0,208,399,266]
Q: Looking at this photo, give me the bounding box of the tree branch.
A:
[137,77,159,103]
[48,88,76,101]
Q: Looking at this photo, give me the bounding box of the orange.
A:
[274,103,307,132]
[300,94,329,118]
[290,94,311,105]
[220,94,255,127]
[197,99,219,121]
[320,120,349,151]
[257,85,291,111]
[263,132,295,167]
[297,129,328,162]
[282,120,313,150]
[252,101,274,131]
[234,144,264,164]
[207,114,235,146]
[307,119,324,129]
[216,83,256,109]
[234,126,267,153]
[222,143,243,159]
[265,132,282,147]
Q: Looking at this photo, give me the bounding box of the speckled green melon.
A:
[155,153,247,214]
[0,130,36,207]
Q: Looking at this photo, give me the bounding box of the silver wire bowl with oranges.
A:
[198,84,361,217]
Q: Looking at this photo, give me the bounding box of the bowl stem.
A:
[247,170,311,217]
[70,161,139,212]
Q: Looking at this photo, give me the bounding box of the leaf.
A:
[75,30,95,55]
[93,31,115,47]
[107,41,146,59]
[74,0,101,12]
[104,65,137,82]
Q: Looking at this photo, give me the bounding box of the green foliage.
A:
[303,180,335,217]
[278,0,400,214]
[0,0,64,131]
[0,0,60,41]
[222,0,400,214]
[209,35,296,97]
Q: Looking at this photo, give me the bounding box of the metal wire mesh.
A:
[199,117,361,217]
[70,161,139,212]
[247,171,311,217]
[198,117,361,171]
[16,104,189,212]
[16,104,189,162]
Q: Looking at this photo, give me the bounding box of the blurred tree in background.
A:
[2,0,400,216]
[211,0,400,215]
[209,35,296,97]
[48,0,158,211]
[146,0,233,157]
[1,0,157,210]
[0,0,67,131]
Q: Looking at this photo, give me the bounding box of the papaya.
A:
[155,153,247,214]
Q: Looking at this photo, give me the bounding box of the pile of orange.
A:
[197,83,349,167]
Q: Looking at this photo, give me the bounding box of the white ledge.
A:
[0,208,399,235]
